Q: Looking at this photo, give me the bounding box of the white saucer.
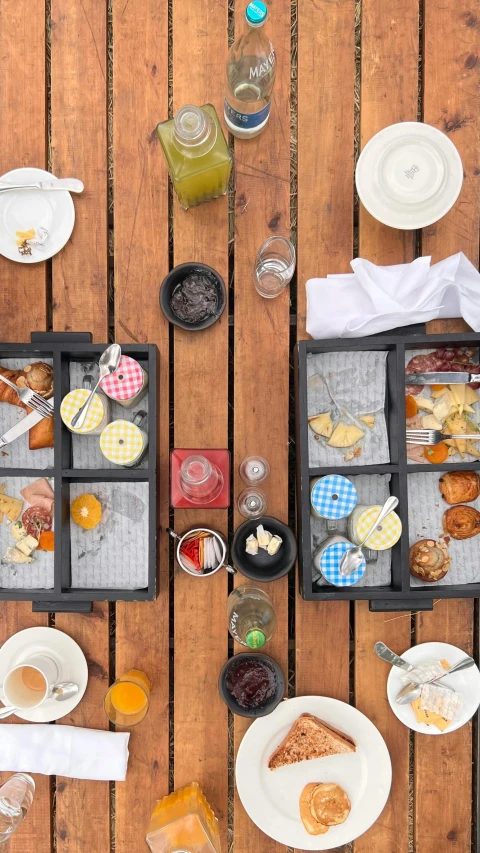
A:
[0,627,88,722]
[386,642,480,735]
[356,122,463,229]
[0,167,75,263]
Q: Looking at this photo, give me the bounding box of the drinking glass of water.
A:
[254,236,295,298]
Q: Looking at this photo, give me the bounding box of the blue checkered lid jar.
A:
[320,540,366,587]
[310,474,358,520]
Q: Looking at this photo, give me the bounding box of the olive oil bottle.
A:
[156,104,232,210]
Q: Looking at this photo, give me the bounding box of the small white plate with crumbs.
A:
[387,642,480,735]
[235,695,391,849]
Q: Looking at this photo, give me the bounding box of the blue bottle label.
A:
[224,99,271,130]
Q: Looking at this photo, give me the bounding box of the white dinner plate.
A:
[387,642,480,735]
[0,626,88,722]
[235,695,392,849]
[0,167,75,263]
[356,122,463,229]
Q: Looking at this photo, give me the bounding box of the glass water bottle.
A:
[0,774,35,844]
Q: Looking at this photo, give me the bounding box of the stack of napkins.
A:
[306,252,480,339]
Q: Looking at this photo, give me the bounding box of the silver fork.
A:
[406,429,480,445]
[0,374,53,418]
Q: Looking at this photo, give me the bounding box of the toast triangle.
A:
[268,713,356,770]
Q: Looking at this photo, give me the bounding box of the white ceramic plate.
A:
[235,695,392,849]
[0,626,88,722]
[0,167,75,262]
[356,122,463,229]
[387,642,480,735]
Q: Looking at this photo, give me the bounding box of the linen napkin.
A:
[0,725,130,781]
[306,252,480,339]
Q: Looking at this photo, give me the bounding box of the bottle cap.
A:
[246,629,266,649]
[246,1,267,26]
[173,105,210,145]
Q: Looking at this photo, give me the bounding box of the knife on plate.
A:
[0,179,83,194]
[405,372,479,385]
[0,398,54,448]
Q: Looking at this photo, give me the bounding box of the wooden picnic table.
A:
[0,0,479,850]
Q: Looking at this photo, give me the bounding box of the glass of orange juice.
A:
[104,669,151,726]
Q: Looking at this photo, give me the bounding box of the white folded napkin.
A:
[306,252,480,339]
[0,725,130,781]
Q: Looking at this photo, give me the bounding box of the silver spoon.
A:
[340,495,399,576]
[395,656,475,705]
[0,682,80,719]
[71,344,121,429]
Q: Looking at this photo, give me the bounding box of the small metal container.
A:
[167,526,235,577]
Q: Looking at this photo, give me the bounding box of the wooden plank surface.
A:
[354,3,419,849]
[416,3,480,849]
[50,1,110,851]
[232,0,291,850]
[0,2,51,851]
[112,0,170,850]
[296,2,355,850]
[171,0,229,845]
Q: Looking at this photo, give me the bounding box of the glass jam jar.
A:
[60,387,111,435]
[100,411,148,467]
[99,355,148,409]
[310,474,357,531]
[313,535,366,587]
[348,503,402,551]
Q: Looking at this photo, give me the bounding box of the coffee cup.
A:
[2,654,59,710]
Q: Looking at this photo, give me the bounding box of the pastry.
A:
[443,505,480,540]
[439,470,480,505]
[0,362,54,450]
[409,539,451,582]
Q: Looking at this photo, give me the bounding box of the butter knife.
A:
[0,398,54,448]
[0,179,83,194]
[405,372,479,384]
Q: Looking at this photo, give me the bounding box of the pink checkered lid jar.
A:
[100,355,148,407]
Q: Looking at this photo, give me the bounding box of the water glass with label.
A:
[254,236,296,298]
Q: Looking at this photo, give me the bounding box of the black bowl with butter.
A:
[232,516,297,582]
[160,262,226,331]
[219,652,285,718]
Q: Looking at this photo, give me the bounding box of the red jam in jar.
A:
[226,658,277,710]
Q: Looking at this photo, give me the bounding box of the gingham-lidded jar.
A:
[100,411,148,467]
[60,388,111,435]
[310,474,357,530]
[348,503,402,551]
[313,535,366,587]
[100,355,148,408]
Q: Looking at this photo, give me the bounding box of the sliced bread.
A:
[268,713,355,770]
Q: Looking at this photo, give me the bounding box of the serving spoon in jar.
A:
[339,495,399,576]
[71,344,121,429]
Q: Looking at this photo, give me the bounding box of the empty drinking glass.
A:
[254,236,296,298]
[0,774,35,844]
[239,456,270,485]
[237,487,268,519]
[180,455,224,505]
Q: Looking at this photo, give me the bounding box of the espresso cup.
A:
[3,654,59,710]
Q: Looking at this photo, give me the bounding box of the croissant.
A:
[439,470,480,505]
[0,363,54,449]
[409,539,451,582]
[443,505,480,540]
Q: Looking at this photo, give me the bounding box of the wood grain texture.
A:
[0,3,51,851]
[354,605,410,853]
[414,600,474,852]
[50,0,108,340]
[112,0,170,849]
[358,0,419,262]
[50,2,109,850]
[171,0,229,846]
[232,0,291,849]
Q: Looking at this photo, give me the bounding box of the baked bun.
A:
[443,505,480,540]
[409,539,451,582]
[439,471,480,505]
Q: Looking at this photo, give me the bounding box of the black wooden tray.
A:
[0,332,158,611]
[295,332,480,610]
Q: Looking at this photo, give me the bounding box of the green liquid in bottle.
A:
[157,104,232,210]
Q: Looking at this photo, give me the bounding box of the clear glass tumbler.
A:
[180,455,224,505]
[254,236,296,298]
[0,773,35,844]
[239,456,270,485]
[104,669,151,727]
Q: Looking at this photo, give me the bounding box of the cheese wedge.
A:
[0,493,23,523]
[431,388,449,399]
[415,398,434,412]
[445,413,467,458]
[449,384,466,415]
[465,386,479,405]
[16,535,38,557]
[421,415,443,431]
[432,391,453,423]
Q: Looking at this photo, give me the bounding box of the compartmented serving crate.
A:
[0,333,158,611]
[295,332,480,610]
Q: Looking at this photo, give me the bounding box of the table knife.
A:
[405,372,479,385]
[0,179,83,194]
[0,398,54,448]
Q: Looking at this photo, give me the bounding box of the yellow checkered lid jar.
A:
[348,503,402,551]
[100,412,148,467]
[60,388,110,435]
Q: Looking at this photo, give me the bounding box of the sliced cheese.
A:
[465,386,479,405]
[245,534,258,556]
[10,521,27,541]
[415,397,434,412]
[466,441,480,458]
[16,535,38,557]
[433,716,452,732]
[256,525,272,550]
[411,698,429,725]
[2,546,33,564]
[449,384,466,414]
[0,493,23,523]
[421,414,443,431]
[463,403,476,414]
[431,388,449,399]
[432,391,453,423]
